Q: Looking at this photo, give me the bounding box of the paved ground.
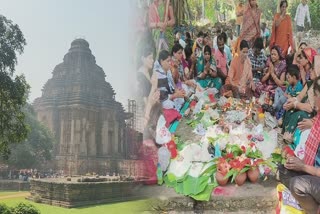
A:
[136,177,278,213]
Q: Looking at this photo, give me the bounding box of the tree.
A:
[0,15,29,158]
[258,0,278,22]
[6,104,54,169]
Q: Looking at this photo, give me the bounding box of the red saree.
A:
[270,13,293,56]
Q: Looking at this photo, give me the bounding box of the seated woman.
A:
[196,45,222,90]
[171,43,196,88]
[220,40,254,99]
[255,45,286,99]
[282,48,319,142]
[298,47,317,86]
[278,76,320,214]
[293,42,307,65]
[144,50,185,125]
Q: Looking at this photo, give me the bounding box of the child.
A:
[273,65,303,114]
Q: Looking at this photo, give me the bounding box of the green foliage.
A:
[289,0,320,30]
[186,112,204,128]
[0,16,26,75]
[0,73,30,159]
[246,147,263,159]
[258,0,278,22]
[11,203,40,214]
[0,15,29,159]
[0,203,11,214]
[6,104,54,169]
[226,144,243,157]
[271,152,286,164]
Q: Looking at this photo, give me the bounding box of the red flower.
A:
[223,103,231,109]
[208,94,216,103]
[283,146,295,157]
[229,159,241,170]
[241,146,246,153]
[166,141,178,159]
[217,158,230,176]
[225,153,234,159]
[249,142,256,148]
[190,101,197,108]
[247,135,253,140]
[252,159,264,167]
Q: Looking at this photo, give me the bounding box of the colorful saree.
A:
[255,58,286,98]
[233,2,261,54]
[196,57,222,90]
[282,81,317,134]
[221,56,254,99]
[269,13,293,56]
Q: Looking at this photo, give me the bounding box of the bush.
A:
[11,203,40,214]
[33,194,42,203]
[0,203,12,214]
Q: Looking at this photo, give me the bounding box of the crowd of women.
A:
[135,0,320,213]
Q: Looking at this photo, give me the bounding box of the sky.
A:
[0,0,135,108]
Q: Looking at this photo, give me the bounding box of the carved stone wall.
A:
[34,39,127,175]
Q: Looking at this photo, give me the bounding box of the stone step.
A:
[136,178,278,213]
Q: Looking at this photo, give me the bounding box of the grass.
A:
[0,192,151,214]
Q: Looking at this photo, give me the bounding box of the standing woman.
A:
[149,0,175,56]
[269,0,293,57]
[234,0,261,54]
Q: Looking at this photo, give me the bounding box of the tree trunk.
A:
[173,0,185,26]
[202,0,205,19]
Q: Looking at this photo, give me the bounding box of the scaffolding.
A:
[127,99,137,130]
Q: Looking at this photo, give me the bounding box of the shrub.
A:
[0,203,12,214]
[33,194,42,203]
[11,203,40,214]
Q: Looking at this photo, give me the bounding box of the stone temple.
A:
[33,39,133,175]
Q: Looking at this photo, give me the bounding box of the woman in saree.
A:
[269,0,293,57]
[196,45,222,90]
[298,47,317,86]
[149,0,175,56]
[293,42,307,65]
[234,0,261,54]
[255,45,286,99]
[221,40,254,99]
[282,48,319,142]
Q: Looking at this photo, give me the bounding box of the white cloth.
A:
[294,3,311,27]
[179,39,186,49]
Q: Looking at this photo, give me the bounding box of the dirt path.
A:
[0,192,30,200]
